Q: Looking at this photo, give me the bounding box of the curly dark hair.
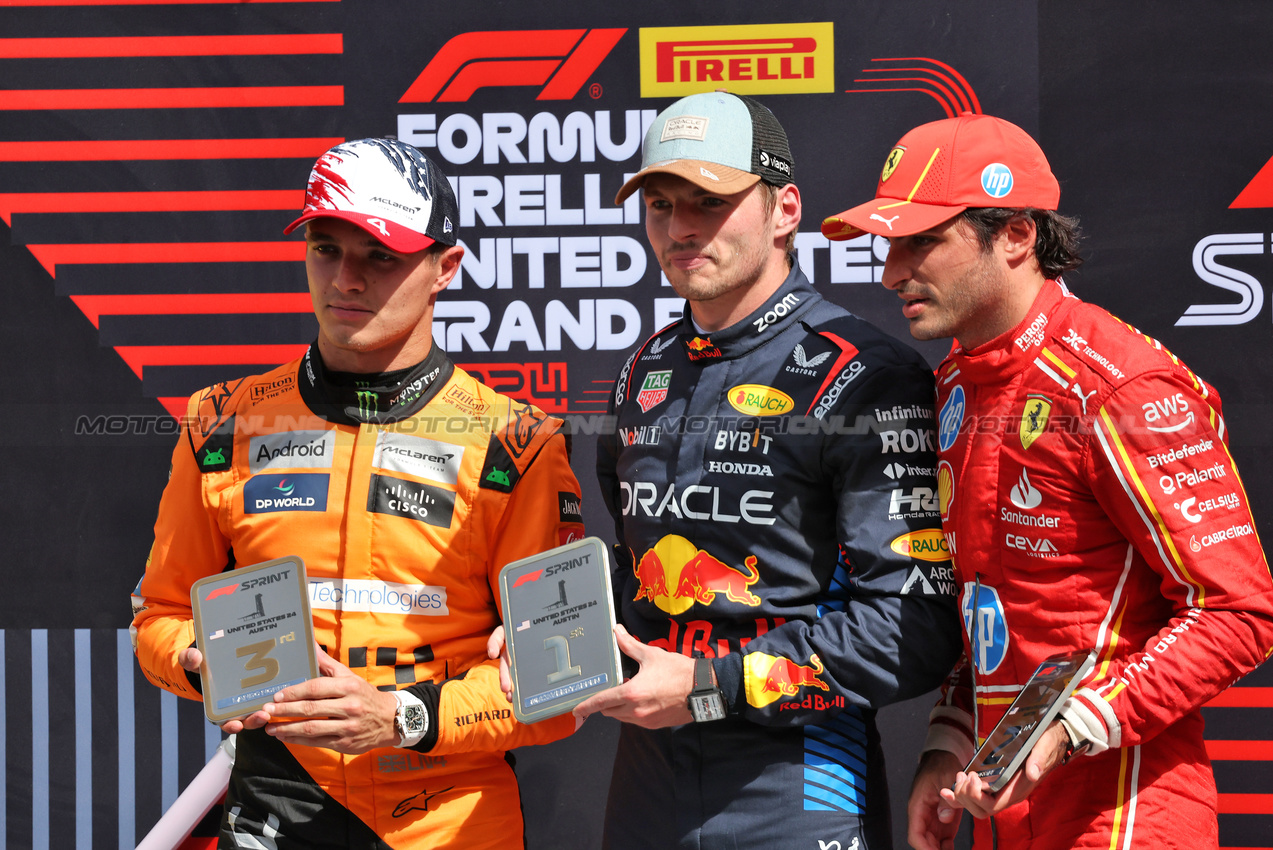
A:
[960,207,1083,279]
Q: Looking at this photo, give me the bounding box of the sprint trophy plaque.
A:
[190,556,318,724]
[498,537,621,724]
[964,648,1096,791]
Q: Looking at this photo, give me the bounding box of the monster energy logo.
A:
[356,388,379,418]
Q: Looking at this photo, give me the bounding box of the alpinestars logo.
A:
[400,29,627,102]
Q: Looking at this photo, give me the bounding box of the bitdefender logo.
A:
[400,29,627,102]
[639,23,835,97]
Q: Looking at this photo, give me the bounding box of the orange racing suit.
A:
[132,342,583,849]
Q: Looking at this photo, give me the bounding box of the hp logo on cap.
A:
[980,163,1014,198]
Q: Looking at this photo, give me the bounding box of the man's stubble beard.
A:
[909,247,1012,344]
[662,239,769,305]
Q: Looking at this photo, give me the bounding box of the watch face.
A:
[403,704,426,734]
[689,693,726,723]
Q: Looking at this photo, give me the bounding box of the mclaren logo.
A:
[639,23,835,96]
[401,29,626,102]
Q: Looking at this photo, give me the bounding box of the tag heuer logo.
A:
[636,370,672,413]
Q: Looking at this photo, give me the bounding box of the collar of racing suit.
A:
[943,278,1074,384]
[295,340,455,426]
[676,264,824,363]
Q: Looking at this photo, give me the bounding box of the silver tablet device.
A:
[499,537,621,724]
[964,648,1096,792]
[190,556,318,724]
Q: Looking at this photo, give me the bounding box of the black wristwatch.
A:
[1059,718,1090,765]
[686,656,727,722]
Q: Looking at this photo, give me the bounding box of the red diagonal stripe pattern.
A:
[0,87,343,110]
[1206,740,1273,760]
[70,293,312,327]
[1205,687,1273,708]
[115,344,309,378]
[0,190,303,224]
[1218,794,1273,815]
[0,0,338,5]
[0,138,342,161]
[26,242,304,277]
[1231,154,1273,208]
[0,34,342,57]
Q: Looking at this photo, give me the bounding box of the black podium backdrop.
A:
[0,1,1270,847]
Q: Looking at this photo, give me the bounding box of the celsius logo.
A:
[981,163,1014,198]
[400,29,626,102]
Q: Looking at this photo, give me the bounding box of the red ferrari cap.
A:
[821,112,1060,241]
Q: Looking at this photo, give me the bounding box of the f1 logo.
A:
[400,29,626,102]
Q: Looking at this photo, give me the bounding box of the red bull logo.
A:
[743,651,830,708]
[684,337,722,362]
[633,535,760,615]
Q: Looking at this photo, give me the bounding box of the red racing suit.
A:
[925,279,1273,849]
[132,342,583,849]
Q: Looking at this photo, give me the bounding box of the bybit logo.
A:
[639,23,835,96]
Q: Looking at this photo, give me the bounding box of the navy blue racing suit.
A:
[597,265,962,849]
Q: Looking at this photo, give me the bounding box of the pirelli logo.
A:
[639,23,834,97]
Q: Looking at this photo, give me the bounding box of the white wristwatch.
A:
[392,690,429,747]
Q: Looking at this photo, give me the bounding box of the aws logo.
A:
[400,29,627,102]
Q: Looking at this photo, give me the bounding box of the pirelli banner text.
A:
[0,1,1270,848]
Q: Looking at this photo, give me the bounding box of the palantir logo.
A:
[400,29,627,102]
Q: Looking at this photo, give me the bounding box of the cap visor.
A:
[821,198,967,241]
[283,210,436,254]
[614,161,760,204]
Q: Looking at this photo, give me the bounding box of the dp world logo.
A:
[245,474,329,514]
[980,163,1014,199]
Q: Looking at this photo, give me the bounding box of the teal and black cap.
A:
[614,90,795,203]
